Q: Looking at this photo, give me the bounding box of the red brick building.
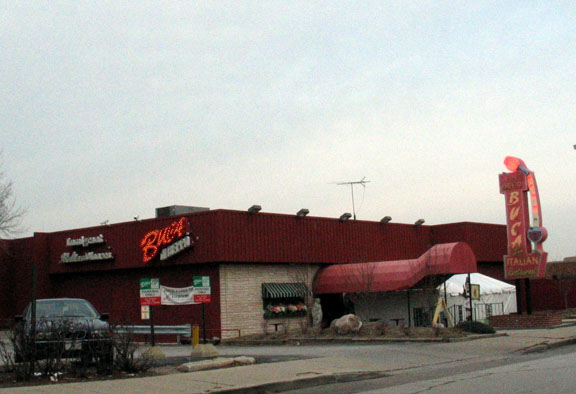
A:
[0,208,570,337]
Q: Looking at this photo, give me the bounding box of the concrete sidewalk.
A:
[3,324,576,393]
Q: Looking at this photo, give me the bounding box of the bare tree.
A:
[346,262,378,305]
[0,154,26,239]
[288,263,318,332]
[414,247,447,327]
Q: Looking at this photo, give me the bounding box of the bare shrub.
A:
[0,319,74,382]
[0,318,150,384]
[110,322,152,373]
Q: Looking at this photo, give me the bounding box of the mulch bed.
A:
[225,321,467,343]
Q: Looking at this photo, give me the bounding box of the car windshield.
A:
[28,300,100,319]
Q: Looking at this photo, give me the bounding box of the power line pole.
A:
[336,177,370,220]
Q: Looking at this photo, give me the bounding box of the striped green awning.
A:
[262,282,311,299]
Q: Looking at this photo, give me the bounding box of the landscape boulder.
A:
[233,356,256,366]
[177,356,256,373]
[178,358,234,372]
[331,314,363,335]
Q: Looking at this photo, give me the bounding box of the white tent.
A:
[438,273,517,324]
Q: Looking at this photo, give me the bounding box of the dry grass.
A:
[227,321,467,342]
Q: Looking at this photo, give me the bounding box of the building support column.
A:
[406,289,411,327]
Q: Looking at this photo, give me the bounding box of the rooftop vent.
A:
[155,205,210,218]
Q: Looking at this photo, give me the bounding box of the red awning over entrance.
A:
[312,242,477,294]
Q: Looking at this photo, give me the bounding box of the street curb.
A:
[445,333,507,342]
[221,333,507,346]
[521,337,576,354]
[211,371,389,394]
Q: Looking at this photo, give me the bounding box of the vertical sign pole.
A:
[202,303,207,344]
[150,305,156,347]
[406,290,411,327]
[515,279,523,314]
[467,273,473,321]
[525,278,532,315]
[140,278,160,346]
[443,282,449,327]
[194,276,211,344]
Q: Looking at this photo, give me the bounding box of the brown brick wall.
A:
[489,311,563,328]
[219,263,320,338]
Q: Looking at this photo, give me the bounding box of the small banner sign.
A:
[193,276,211,303]
[140,278,161,306]
[159,277,212,305]
[160,285,198,305]
[470,284,480,301]
[193,276,210,287]
[142,277,212,306]
[141,305,150,320]
[193,287,211,303]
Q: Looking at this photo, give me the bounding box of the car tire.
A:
[103,347,114,365]
[14,351,23,363]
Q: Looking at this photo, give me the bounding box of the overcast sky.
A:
[2,2,575,261]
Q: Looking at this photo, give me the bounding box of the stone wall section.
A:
[489,311,563,328]
[219,263,320,339]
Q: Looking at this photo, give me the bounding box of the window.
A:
[413,307,431,327]
[456,305,463,323]
[262,283,310,319]
[485,304,493,317]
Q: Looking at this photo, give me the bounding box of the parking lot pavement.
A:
[2,323,576,393]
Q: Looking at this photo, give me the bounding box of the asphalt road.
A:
[3,325,576,393]
[281,344,576,394]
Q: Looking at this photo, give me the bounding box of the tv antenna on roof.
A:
[334,177,370,220]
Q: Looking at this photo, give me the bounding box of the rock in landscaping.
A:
[233,356,256,366]
[143,346,167,360]
[191,343,220,358]
[178,358,235,372]
[331,314,363,335]
[177,357,255,373]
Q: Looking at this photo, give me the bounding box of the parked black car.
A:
[14,298,112,363]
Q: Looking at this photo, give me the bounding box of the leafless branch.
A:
[346,262,378,303]
[0,154,26,238]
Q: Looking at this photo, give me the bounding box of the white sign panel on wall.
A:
[160,285,198,305]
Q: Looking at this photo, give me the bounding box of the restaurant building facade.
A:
[0,207,569,338]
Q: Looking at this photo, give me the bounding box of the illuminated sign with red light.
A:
[499,156,548,279]
[140,217,195,263]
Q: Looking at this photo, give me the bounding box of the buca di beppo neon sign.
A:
[499,156,548,279]
[140,217,197,263]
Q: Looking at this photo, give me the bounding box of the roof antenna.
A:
[335,177,370,220]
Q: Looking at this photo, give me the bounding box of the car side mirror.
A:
[100,313,109,321]
[14,315,24,322]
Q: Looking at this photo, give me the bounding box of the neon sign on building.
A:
[140,217,196,263]
[499,156,548,279]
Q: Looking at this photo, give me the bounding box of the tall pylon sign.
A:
[499,156,548,279]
